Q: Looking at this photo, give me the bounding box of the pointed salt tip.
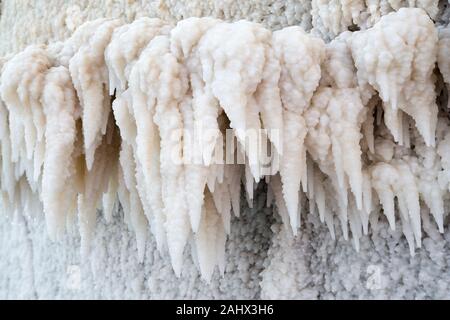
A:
[290,223,298,236]
[301,180,307,193]
[385,210,396,230]
[202,153,212,167]
[355,195,362,211]
[415,238,422,249]
[171,262,182,278]
[223,222,231,235]
[189,209,202,233]
[389,223,396,231]
[353,239,360,252]
[343,231,349,241]
[85,153,95,171]
[191,220,200,234]
[362,219,369,235]
[341,222,349,241]
[426,136,435,148]
[329,230,336,240]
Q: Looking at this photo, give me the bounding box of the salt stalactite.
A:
[169,17,222,233]
[58,18,125,256]
[194,191,226,282]
[272,26,325,233]
[0,46,51,191]
[0,8,448,281]
[148,35,191,277]
[107,18,172,260]
[305,88,367,239]
[41,66,80,239]
[128,41,166,255]
[69,18,123,169]
[370,159,422,253]
[112,92,149,261]
[350,8,438,147]
[197,20,284,182]
[302,31,368,244]
[310,0,439,40]
[412,129,445,235]
[311,0,366,38]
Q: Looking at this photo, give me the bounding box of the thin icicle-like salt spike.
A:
[395,162,421,247]
[112,92,149,259]
[212,180,232,235]
[228,164,242,218]
[102,167,118,223]
[195,191,226,283]
[370,162,397,230]
[414,139,445,234]
[78,114,120,258]
[244,162,254,208]
[348,199,362,252]
[361,170,372,235]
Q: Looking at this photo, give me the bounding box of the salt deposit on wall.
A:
[0,6,449,286]
[0,0,446,55]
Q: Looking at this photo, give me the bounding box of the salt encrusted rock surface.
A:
[0,0,449,299]
[0,189,273,299]
[0,0,447,55]
[261,213,450,299]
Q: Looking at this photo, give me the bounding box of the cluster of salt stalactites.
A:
[0,8,448,282]
[310,0,440,40]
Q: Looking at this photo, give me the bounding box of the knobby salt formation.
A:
[0,8,449,283]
